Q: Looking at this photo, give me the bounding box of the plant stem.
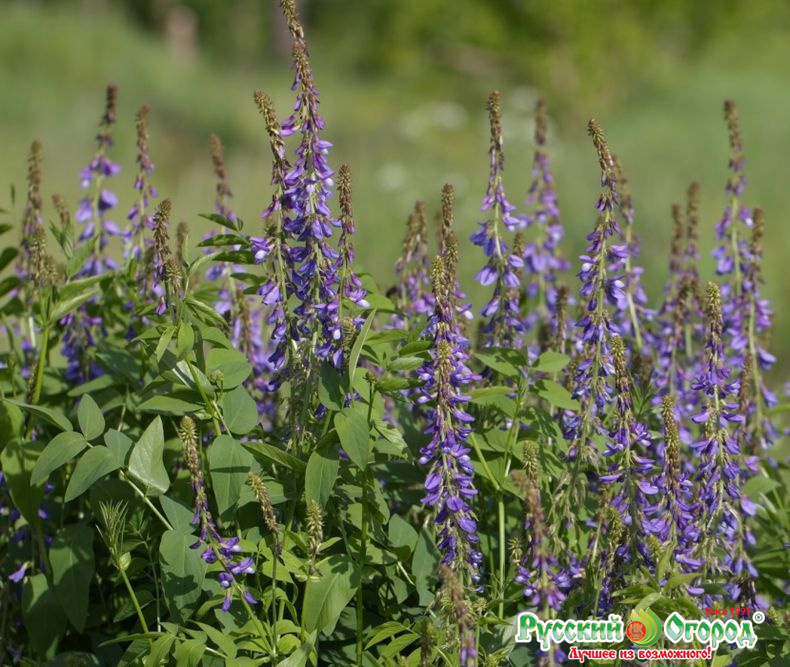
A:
[356,468,370,664]
[119,567,149,633]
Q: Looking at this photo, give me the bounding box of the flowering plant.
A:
[0,2,787,665]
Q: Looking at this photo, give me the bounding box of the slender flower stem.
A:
[120,566,149,633]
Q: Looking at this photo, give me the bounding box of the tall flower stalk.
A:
[392,200,433,328]
[418,185,482,590]
[556,119,623,519]
[522,98,569,349]
[470,91,525,351]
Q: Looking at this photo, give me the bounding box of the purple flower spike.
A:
[470,92,526,352]
[418,186,482,589]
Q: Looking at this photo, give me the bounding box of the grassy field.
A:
[1,2,788,378]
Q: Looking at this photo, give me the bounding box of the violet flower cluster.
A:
[418,186,482,589]
[179,417,258,612]
[521,98,570,348]
[470,91,526,350]
[392,200,434,328]
[562,120,624,465]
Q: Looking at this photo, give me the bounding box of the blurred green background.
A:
[1,0,788,378]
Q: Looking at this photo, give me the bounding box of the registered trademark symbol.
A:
[752,611,765,624]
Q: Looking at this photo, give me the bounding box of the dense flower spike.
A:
[254,90,293,395]
[691,283,757,598]
[440,564,477,666]
[418,185,482,589]
[560,119,622,491]
[735,208,777,451]
[393,200,434,326]
[471,91,526,349]
[515,443,568,611]
[125,105,157,264]
[648,396,701,573]
[18,140,43,298]
[278,8,346,365]
[75,83,122,276]
[60,85,121,382]
[522,98,569,345]
[209,133,235,221]
[335,165,368,331]
[599,335,655,564]
[610,154,652,350]
[178,417,258,612]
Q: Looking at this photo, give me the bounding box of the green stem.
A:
[120,567,149,633]
[356,468,369,664]
[497,498,505,618]
[118,470,173,531]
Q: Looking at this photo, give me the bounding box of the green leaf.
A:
[335,408,370,469]
[128,416,170,496]
[176,322,195,360]
[159,496,197,533]
[664,573,701,591]
[65,446,121,502]
[533,350,570,374]
[206,348,252,388]
[195,622,238,659]
[145,635,176,667]
[199,211,241,232]
[173,639,206,666]
[67,374,120,398]
[0,399,24,447]
[22,574,67,656]
[222,385,259,435]
[160,530,208,623]
[0,246,18,272]
[77,394,105,440]
[1,437,46,523]
[57,273,105,302]
[412,527,440,606]
[4,398,71,431]
[318,363,344,411]
[742,475,781,499]
[208,435,254,520]
[31,431,90,485]
[347,309,376,393]
[50,288,100,323]
[469,386,516,416]
[50,523,95,632]
[388,515,418,554]
[278,630,317,667]
[303,554,360,633]
[104,429,134,466]
[305,444,340,509]
[533,379,579,411]
[137,391,204,416]
[474,348,527,378]
[242,440,306,472]
[387,356,424,372]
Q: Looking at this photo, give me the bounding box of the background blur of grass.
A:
[1,0,789,378]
